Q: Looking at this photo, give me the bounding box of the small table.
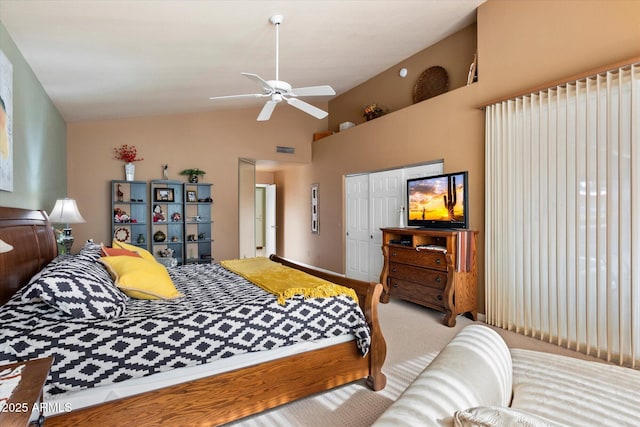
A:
[0,357,53,427]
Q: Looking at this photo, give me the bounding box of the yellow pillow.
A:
[112,240,156,261]
[100,256,182,300]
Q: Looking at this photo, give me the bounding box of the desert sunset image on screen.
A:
[408,173,465,222]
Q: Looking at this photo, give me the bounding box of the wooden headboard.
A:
[0,206,58,305]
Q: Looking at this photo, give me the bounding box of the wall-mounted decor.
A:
[311,183,319,234]
[413,66,449,103]
[0,50,13,192]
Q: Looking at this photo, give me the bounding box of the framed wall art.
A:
[154,188,174,202]
[0,50,13,192]
[311,183,319,234]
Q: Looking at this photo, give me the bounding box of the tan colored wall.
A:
[65,0,640,313]
[67,105,327,262]
[277,0,640,312]
[328,23,477,130]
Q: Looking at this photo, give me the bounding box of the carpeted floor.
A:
[226,299,603,426]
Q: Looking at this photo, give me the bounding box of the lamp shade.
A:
[49,198,86,224]
[0,238,13,253]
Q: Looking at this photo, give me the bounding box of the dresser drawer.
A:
[388,277,445,310]
[389,262,447,290]
[388,247,447,271]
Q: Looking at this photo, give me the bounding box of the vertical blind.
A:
[485,63,639,367]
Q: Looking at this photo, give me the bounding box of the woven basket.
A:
[413,66,449,103]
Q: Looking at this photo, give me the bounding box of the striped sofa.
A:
[373,324,640,426]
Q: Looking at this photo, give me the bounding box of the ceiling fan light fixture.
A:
[208,14,335,121]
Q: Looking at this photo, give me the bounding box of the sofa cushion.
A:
[454,406,564,427]
[511,348,640,426]
[373,325,513,426]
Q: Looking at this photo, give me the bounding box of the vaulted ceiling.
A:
[0,0,485,122]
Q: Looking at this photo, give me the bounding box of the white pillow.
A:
[454,406,566,427]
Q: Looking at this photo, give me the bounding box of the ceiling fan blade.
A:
[289,85,336,97]
[285,97,328,119]
[209,93,269,101]
[257,100,278,121]
[242,73,274,93]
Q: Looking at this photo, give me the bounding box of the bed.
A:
[0,206,387,426]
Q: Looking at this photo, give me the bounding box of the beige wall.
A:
[328,23,477,131]
[67,106,327,262]
[65,0,640,313]
[276,0,640,312]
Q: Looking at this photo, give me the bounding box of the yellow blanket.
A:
[220,257,358,305]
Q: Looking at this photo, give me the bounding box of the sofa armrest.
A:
[373,325,513,427]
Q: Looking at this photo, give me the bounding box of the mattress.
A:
[0,262,370,400]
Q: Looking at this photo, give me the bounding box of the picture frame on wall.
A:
[311,183,319,234]
[186,190,197,202]
[154,188,174,202]
[0,50,13,192]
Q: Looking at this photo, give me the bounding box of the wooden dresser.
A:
[380,227,478,327]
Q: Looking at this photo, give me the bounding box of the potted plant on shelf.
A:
[363,103,387,121]
[179,168,206,183]
[114,144,144,181]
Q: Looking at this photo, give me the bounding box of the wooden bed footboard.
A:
[0,207,386,426]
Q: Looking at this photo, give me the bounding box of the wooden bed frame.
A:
[0,206,387,426]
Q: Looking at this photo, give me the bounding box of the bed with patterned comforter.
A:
[0,256,370,398]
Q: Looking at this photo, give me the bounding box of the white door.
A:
[345,161,444,282]
[369,169,404,282]
[345,174,370,281]
[265,184,276,256]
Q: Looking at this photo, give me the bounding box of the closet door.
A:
[345,174,370,281]
[369,169,404,282]
[345,161,444,282]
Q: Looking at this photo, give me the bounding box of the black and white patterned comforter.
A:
[0,263,370,397]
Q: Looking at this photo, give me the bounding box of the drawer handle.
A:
[435,258,441,264]
[391,251,397,257]
[435,276,441,283]
[392,283,398,288]
[437,295,442,301]
[391,267,396,273]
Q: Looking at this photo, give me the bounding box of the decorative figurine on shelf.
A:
[171,212,181,222]
[114,208,130,223]
[153,204,165,222]
[137,233,145,244]
[117,184,124,202]
[163,164,169,180]
[153,230,166,242]
[159,247,174,258]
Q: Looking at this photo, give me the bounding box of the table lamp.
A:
[49,198,86,254]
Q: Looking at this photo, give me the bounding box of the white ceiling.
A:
[0,0,485,122]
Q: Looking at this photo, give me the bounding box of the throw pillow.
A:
[77,240,104,261]
[111,240,156,261]
[454,406,565,427]
[22,255,128,319]
[101,243,141,258]
[100,256,182,300]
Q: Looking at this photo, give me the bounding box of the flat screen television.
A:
[407,171,468,229]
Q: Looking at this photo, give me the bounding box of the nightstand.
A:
[0,357,53,427]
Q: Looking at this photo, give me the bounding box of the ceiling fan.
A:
[209,14,336,121]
